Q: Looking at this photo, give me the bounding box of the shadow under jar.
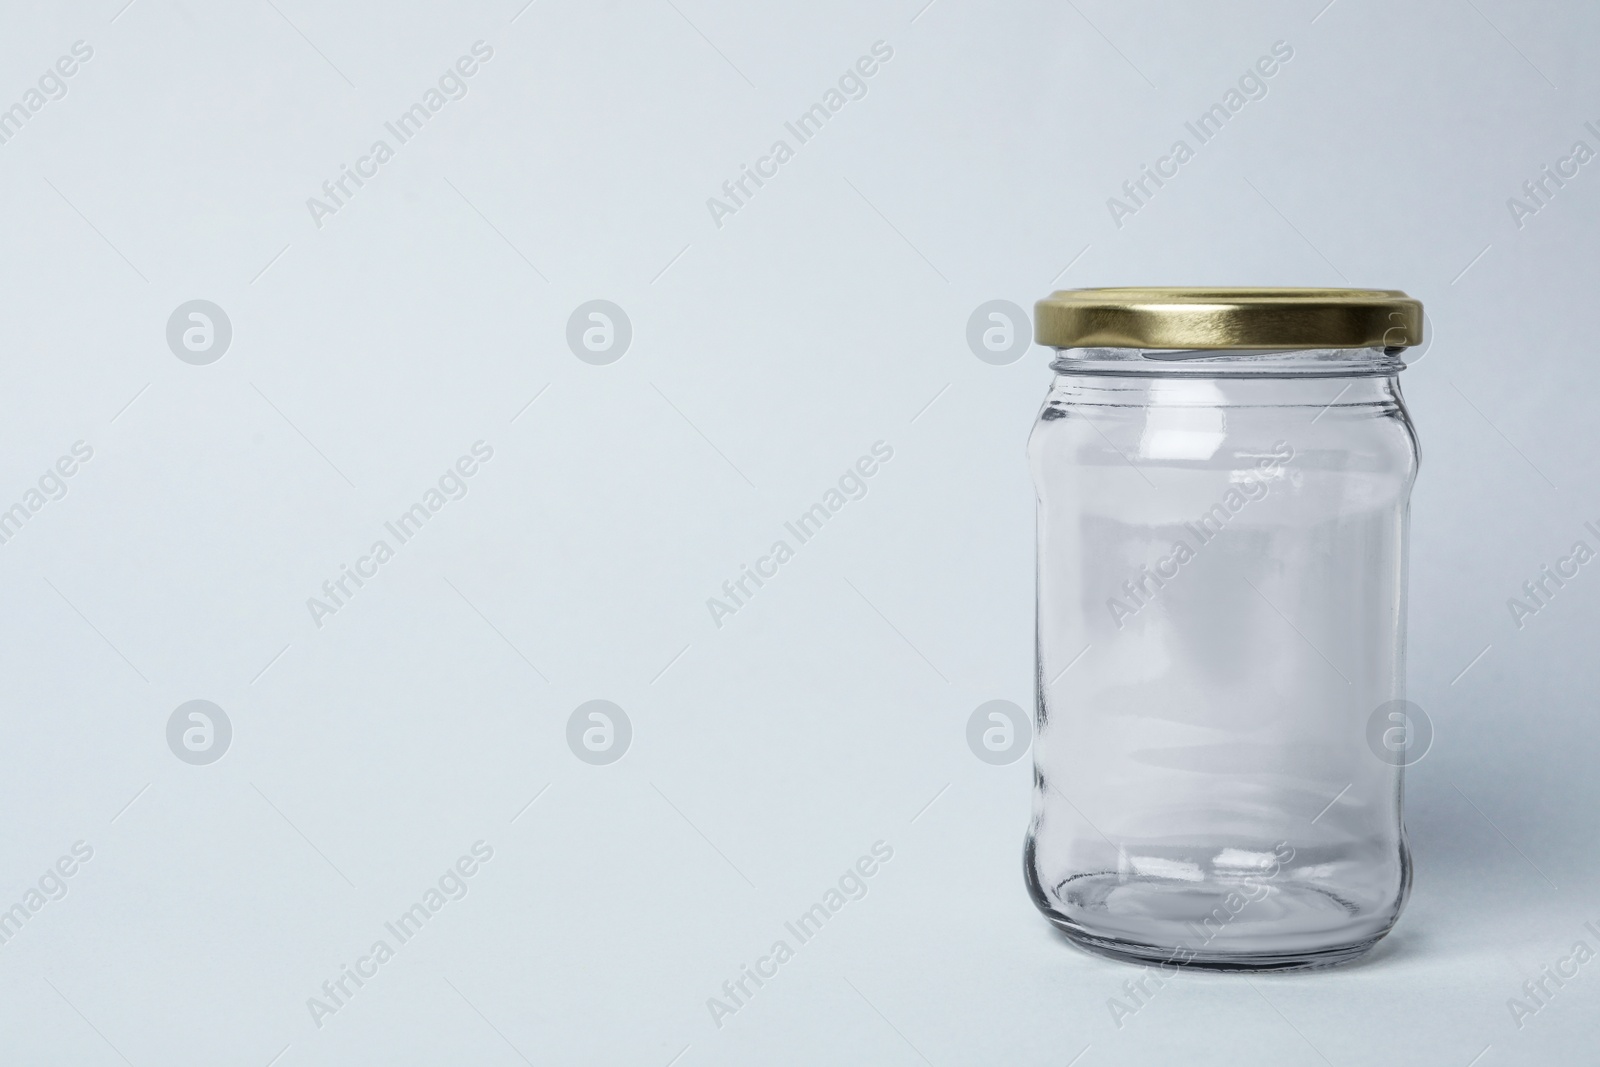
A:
[1024,288,1423,971]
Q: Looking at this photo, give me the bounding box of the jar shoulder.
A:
[1028,376,1418,482]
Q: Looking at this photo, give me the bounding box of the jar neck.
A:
[1043,372,1403,414]
[1049,346,1406,379]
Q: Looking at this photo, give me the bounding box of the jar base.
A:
[1026,854,1402,973]
[1045,916,1385,972]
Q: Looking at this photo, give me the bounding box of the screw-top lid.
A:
[1033,287,1423,350]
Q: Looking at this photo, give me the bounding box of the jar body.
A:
[1025,349,1418,970]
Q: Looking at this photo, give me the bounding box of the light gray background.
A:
[1,0,1596,1064]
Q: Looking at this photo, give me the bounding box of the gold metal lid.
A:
[1033,287,1423,350]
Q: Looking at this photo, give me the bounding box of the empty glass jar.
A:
[1024,288,1422,970]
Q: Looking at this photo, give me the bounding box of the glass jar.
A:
[1024,288,1423,971]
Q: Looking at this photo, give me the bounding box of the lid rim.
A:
[1034,287,1423,351]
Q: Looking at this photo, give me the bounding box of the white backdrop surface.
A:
[1,1,1598,1064]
